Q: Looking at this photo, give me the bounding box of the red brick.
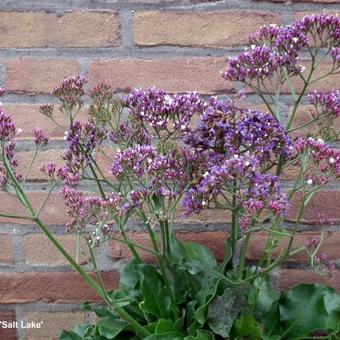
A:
[0,272,118,304]
[3,104,89,140]
[5,59,80,94]
[0,234,13,265]
[24,234,89,266]
[280,269,340,291]
[247,231,340,262]
[134,11,280,48]
[17,149,64,181]
[25,311,84,340]
[0,311,16,340]
[88,57,232,94]
[0,11,119,48]
[0,192,66,225]
[108,231,228,262]
[287,190,340,224]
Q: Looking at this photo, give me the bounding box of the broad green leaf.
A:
[279,284,340,338]
[138,264,171,319]
[119,261,140,291]
[155,319,176,334]
[169,236,217,271]
[233,315,262,339]
[59,330,83,340]
[174,309,186,332]
[181,242,217,270]
[207,287,246,337]
[144,332,184,340]
[253,276,278,320]
[184,329,215,340]
[97,318,128,339]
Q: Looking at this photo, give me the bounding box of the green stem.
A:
[22,147,38,187]
[4,156,150,338]
[230,180,238,253]
[237,231,251,280]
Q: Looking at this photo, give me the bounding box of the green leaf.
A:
[97,318,128,339]
[155,319,176,334]
[169,236,217,271]
[184,329,215,340]
[59,324,96,340]
[59,330,83,340]
[138,264,171,319]
[253,276,278,320]
[233,315,262,339]
[207,287,246,337]
[278,284,340,338]
[119,261,140,291]
[144,332,184,340]
[217,239,233,273]
[182,242,217,270]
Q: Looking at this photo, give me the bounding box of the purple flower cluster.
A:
[308,89,340,118]
[295,13,340,47]
[52,76,87,113]
[34,127,49,147]
[0,110,17,142]
[185,98,292,166]
[108,121,151,147]
[223,14,339,84]
[182,152,288,223]
[61,186,125,238]
[222,23,307,82]
[126,88,205,136]
[295,137,340,185]
[111,145,192,206]
[0,110,22,190]
[89,83,115,126]
[182,98,290,222]
[39,162,56,180]
[62,122,107,184]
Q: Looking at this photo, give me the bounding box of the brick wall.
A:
[0,0,339,339]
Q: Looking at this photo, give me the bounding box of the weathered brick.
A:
[280,269,340,291]
[88,57,231,94]
[294,8,340,14]
[134,11,280,48]
[0,234,13,265]
[17,149,65,181]
[108,231,228,262]
[3,104,89,140]
[0,11,119,48]
[5,59,80,94]
[24,234,89,266]
[287,190,340,224]
[0,192,66,225]
[248,231,340,262]
[0,272,119,304]
[0,311,16,340]
[25,311,84,340]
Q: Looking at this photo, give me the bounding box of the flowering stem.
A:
[22,147,38,187]
[230,180,238,254]
[3,155,150,338]
[237,230,251,280]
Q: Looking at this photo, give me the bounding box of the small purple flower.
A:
[52,75,87,112]
[40,162,56,180]
[0,110,17,142]
[34,127,49,147]
[126,88,205,137]
[308,89,340,118]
